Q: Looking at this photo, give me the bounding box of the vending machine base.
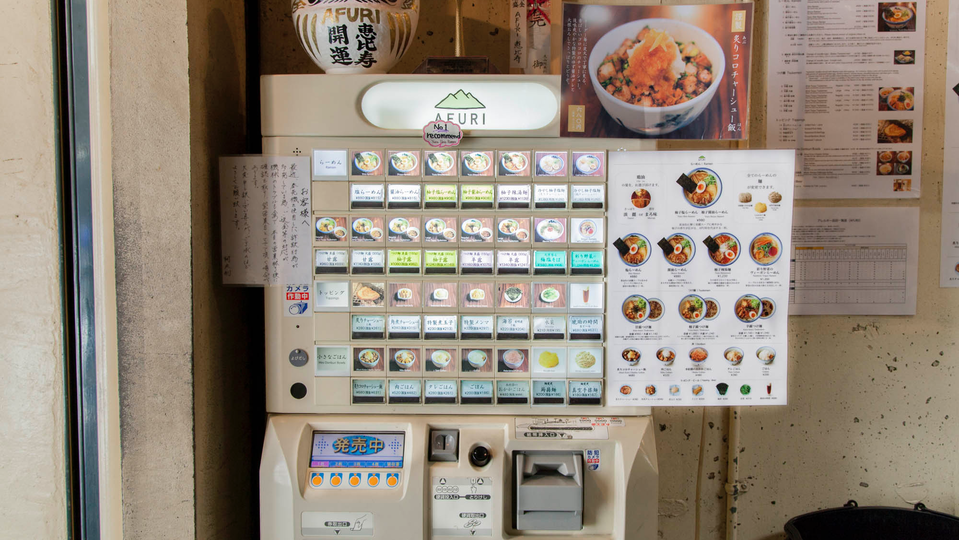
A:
[261,414,658,539]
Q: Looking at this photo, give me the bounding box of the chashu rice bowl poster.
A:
[561,3,753,140]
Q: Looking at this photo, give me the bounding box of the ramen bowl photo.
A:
[734,294,763,323]
[880,3,914,30]
[683,168,722,208]
[750,233,782,266]
[588,19,725,136]
[618,233,650,267]
[708,232,740,266]
[623,294,650,324]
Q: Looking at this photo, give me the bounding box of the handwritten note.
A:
[219,155,312,285]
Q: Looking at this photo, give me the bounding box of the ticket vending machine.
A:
[259,74,659,539]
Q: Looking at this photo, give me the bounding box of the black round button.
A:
[291,383,308,399]
[289,349,309,367]
[469,445,491,468]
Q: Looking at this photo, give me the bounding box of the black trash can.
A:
[785,501,959,540]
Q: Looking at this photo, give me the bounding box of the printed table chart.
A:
[790,245,908,306]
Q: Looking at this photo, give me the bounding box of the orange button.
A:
[310,474,323,487]
[368,476,379,487]
[387,475,398,487]
[330,475,341,487]
[349,475,360,487]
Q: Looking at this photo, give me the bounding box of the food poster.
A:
[560,3,753,140]
[605,150,794,406]
[767,0,925,198]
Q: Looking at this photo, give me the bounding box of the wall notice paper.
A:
[941,0,959,286]
[561,3,753,140]
[219,155,312,285]
[767,0,924,199]
[605,150,794,406]
[790,207,919,315]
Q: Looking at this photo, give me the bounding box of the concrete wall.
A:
[110,0,196,537]
[110,0,261,536]
[0,0,67,538]
[256,0,959,538]
[188,0,265,538]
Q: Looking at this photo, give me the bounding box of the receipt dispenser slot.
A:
[513,451,584,531]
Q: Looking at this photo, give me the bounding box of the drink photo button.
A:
[569,282,604,311]
[329,473,343,487]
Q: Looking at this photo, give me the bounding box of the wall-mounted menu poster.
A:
[767,0,925,199]
[605,150,794,406]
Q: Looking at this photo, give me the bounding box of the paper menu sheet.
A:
[942,0,959,287]
[766,0,925,199]
[789,207,918,315]
[219,155,312,286]
[605,150,795,407]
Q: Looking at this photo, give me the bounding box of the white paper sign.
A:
[219,155,312,285]
[766,0,925,199]
[791,207,919,315]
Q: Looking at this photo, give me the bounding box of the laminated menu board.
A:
[605,150,794,406]
[767,0,925,198]
[560,3,753,139]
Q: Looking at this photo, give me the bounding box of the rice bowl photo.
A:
[561,4,752,140]
[588,19,725,136]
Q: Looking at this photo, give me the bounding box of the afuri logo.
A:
[435,89,485,109]
[435,89,487,126]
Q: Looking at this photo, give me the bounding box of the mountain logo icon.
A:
[436,89,486,110]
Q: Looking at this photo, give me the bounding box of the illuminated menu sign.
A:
[310,432,405,469]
